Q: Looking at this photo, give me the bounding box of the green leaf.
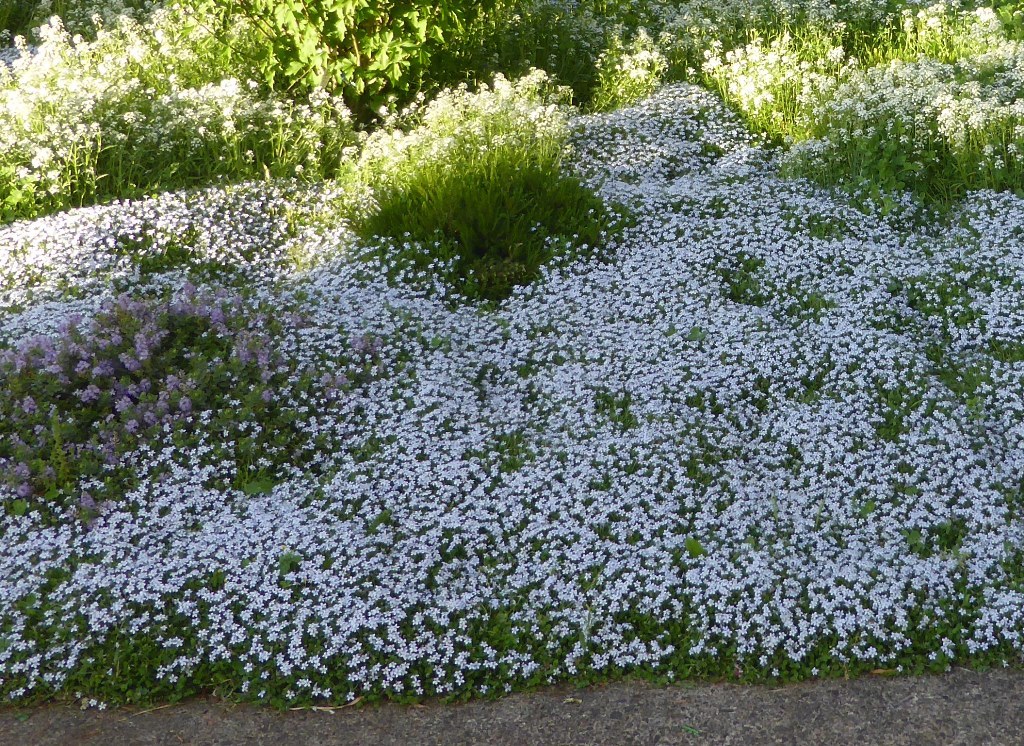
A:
[367,508,392,533]
[273,1,297,31]
[278,551,302,576]
[405,9,428,39]
[240,477,277,496]
[297,26,321,64]
[10,499,28,517]
[284,58,307,78]
[685,536,707,559]
[686,326,707,342]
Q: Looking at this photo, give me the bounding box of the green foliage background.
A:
[214,0,502,120]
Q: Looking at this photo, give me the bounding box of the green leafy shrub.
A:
[363,148,610,302]
[425,0,609,111]
[211,0,502,120]
[431,0,676,111]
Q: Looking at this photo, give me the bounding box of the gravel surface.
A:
[3,668,1024,745]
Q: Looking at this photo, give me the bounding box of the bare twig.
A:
[130,703,176,717]
[288,696,364,713]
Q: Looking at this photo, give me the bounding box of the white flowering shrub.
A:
[783,45,1024,201]
[701,28,853,142]
[0,8,357,222]
[591,29,668,112]
[397,0,1024,203]
[689,1,1024,202]
[356,70,573,187]
[890,2,1007,62]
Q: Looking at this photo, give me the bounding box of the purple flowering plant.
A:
[0,284,383,525]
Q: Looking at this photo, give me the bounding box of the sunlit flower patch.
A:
[2,0,1024,710]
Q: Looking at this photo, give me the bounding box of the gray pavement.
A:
[3,667,1024,745]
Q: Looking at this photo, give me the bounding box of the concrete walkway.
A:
[3,667,1023,745]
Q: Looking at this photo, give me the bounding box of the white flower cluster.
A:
[899,2,1006,57]
[675,1,1024,192]
[3,78,1024,702]
[357,69,572,189]
[592,29,669,111]
[0,10,353,205]
[784,41,1024,182]
[701,30,854,128]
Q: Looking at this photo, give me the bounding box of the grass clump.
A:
[353,71,619,303]
[0,0,45,39]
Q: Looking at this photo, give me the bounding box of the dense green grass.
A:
[0,1,44,39]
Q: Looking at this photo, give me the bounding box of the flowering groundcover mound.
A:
[3,79,1024,708]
